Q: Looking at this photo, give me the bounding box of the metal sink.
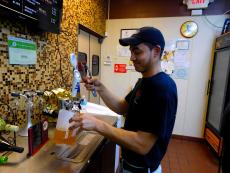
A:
[51,131,103,163]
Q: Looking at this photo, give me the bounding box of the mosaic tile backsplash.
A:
[0,0,106,126]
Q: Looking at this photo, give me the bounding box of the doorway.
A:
[77,24,102,104]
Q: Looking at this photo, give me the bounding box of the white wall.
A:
[101,15,229,138]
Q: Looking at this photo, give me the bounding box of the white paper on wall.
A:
[161,40,176,75]
[117,45,131,57]
[174,50,190,67]
[161,39,190,80]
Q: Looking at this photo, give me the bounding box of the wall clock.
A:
[180,21,198,38]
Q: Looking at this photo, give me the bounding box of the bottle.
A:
[0,139,24,153]
[0,117,19,132]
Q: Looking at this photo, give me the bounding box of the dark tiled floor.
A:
[162,138,219,173]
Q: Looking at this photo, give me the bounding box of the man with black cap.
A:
[69,26,178,173]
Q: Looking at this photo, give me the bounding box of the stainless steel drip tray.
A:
[51,131,103,163]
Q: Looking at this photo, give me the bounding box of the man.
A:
[69,26,178,173]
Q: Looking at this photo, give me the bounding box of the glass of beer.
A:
[54,109,76,145]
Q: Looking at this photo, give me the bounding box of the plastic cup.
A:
[54,109,76,145]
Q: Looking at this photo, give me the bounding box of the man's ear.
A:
[152,46,161,59]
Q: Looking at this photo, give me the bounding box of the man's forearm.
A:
[98,84,128,115]
[96,121,157,155]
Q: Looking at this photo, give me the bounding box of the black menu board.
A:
[0,0,23,16]
[0,0,39,20]
[23,0,39,19]
[0,0,63,33]
[37,0,62,33]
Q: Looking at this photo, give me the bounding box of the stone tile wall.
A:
[0,0,106,125]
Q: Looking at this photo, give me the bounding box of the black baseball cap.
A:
[119,26,165,50]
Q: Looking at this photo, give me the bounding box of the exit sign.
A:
[193,0,204,3]
[185,0,210,9]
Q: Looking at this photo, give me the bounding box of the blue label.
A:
[75,82,80,92]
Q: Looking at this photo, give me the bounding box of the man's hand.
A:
[69,113,103,132]
[82,77,103,92]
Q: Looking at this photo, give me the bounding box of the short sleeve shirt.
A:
[122,72,178,171]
